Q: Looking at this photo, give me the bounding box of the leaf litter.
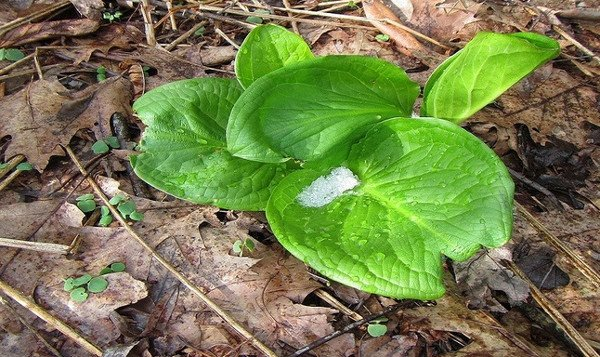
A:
[0,0,599,356]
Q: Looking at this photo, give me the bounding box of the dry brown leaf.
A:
[70,0,104,20]
[0,77,133,171]
[363,0,425,53]
[401,292,541,356]
[0,19,100,47]
[454,247,530,313]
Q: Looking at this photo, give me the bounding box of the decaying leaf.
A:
[0,19,100,47]
[0,77,132,171]
[454,247,530,313]
[69,0,104,21]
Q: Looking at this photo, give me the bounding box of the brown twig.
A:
[0,296,63,357]
[0,0,71,37]
[506,261,599,357]
[140,0,158,47]
[0,278,103,356]
[314,289,363,321]
[287,302,415,357]
[64,146,278,357]
[0,155,26,192]
[164,20,208,51]
[515,201,600,289]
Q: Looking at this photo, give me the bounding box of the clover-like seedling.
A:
[130,25,559,299]
[76,194,97,213]
[87,276,108,293]
[92,136,120,154]
[367,317,388,337]
[232,238,255,257]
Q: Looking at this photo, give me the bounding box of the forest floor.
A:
[0,0,599,356]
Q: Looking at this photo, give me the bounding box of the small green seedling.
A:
[0,48,25,62]
[246,9,270,24]
[92,136,120,154]
[232,238,255,257]
[16,162,33,171]
[375,33,390,42]
[367,317,388,337]
[131,25,559,299]
[0,163,7,170]
[347,1,358,9]
[96,65,107,81]
[64,263,124,302]
[76,194,97,213]
[194,26,206,37]
[103,10,123,23]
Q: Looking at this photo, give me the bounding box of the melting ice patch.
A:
[297,167,360,208]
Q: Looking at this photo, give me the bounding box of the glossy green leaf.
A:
[72,274,93,287]
[109,194,126,206]
[16,162,33,171]
[129,210,144,221]
[77,200,96,213]
[77,194,95,201]
[227,55,420,163]
[63,278,75,291]
[367,323,387,337]
[110,262,126,272]
[267,118,514,299]
[132,78,292,210]
[70,287,88,303]
[117,200,136,217]
[421,32,560,123]
[235,24,314,89]
[87,276,108,293]
[98,214,113,227]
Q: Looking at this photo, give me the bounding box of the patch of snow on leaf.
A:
[297,167,360,208]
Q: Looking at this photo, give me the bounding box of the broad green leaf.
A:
[227,55,420,163]
[132,78,292,211]
[235,24,314,89]
[267,118,514,299]
[87,276,108,293]
[421,32,559,123]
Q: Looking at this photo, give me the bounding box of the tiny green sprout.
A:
[91,140,110,154]
[70,287,88,303]
[16,162,33,171]
[104,136,120,149]
[0,48,25,62]
[232,238,255,257]
[129,210,144,221]
[99,214,113,227]
[375,33,390,42]
[0,163,7,170]
[63,277,76,291]
[367,321,388,337]
[109,194,126,206]
[99,267,113,275]
[77,194,95,201]
[77,199,96,213]
[194,26,206,37]
[117,200,136,217]
[110,262,126,272]
[100,205,110,216]
[87,276,109,293]
[96,65,107,82]
[246,9,270,24]
[347,1,358,8]
[72,274,93,287]
[103,10,123,23]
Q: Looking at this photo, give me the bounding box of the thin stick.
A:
[234,3,450,49]
[0,296,63,357]
[164,21,208,51]
[0,278,103,356]
[0,0,71,37]
[282,0,300,34]
[552,25,600,66]
[287,302,411,357]
[215,28,240,49]
[515,201,600,289]
[196,5,375,30]
[314,289,363,321]
[166,0,177,30]
[0,53,35,76]
[64,146,278,357]
[0,238,70,254]
[140,0,158,46]
[506,261,599,357]
[508,168,562,209]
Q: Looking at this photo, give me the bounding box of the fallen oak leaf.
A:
[363,0,444,66]
[0,19,100,47]
[0,77,133,171]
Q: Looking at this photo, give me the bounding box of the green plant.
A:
[232,238,255,257]
[0,48,25,62]
[130,24,559,299]
[102,10,123,23]
[64,263,125,302]
[367,317,388,337]
[92,136,119,154]
[375,33,390,42]
[76,194,97,213]
[96,65,107,82]
[16,162,33,171]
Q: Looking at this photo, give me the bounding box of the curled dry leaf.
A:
[0,19,100,47]
[69,0,104,21]
[0,78,132,171]
[454,247,530,313]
